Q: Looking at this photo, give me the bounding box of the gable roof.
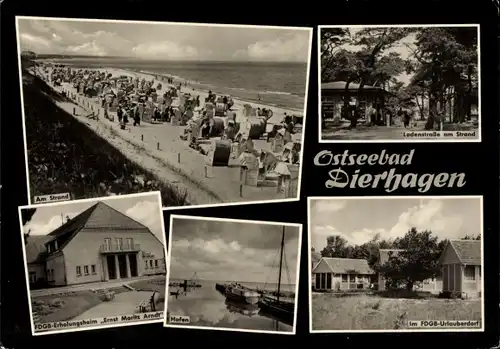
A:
[313,257,374,275]
[379,249,405,265]
[25,235,52,264]
[46,201,151,252]
[321,81,386,92]
[448,240,481,265]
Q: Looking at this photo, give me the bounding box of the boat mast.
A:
[277,226,285,302]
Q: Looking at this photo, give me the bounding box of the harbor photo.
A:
[308,196,483,332]
[19,192,167,335]
[319,25,480,142]
[16,17,312,208]
[164,215,302,334]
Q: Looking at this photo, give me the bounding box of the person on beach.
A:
[223,119,237,141]
[134,105,141,126]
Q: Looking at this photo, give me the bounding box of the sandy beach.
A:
[30,63,302,207]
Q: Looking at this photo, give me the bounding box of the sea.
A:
[48,58,307,111]
[167,279,296,333]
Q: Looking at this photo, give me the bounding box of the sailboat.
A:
[258,225,295,325]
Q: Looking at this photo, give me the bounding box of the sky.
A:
[21,193,165,242]
[328,26,417,86]
[310,197,482,250]
[169,218,301,284]
[17,17,311,63]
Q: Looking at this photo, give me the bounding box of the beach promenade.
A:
[32,65,301,206]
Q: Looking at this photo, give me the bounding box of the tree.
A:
[462,234,481,240]
[320,235,349,258]
[320,28,351,81]
[21,208,37,243]
[378,227,441,291]
[322,27,414,127]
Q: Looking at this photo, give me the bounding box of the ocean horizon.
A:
[37,56,308,111]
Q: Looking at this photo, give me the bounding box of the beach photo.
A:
[308,196,484,333]
[164,215,302,334]
[16,17,313,208]
[319,25,480,143]
[19,192,167,335]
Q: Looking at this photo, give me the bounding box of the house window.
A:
[29,272,36,284]
[341,274,348,282]
[116,238,123,250]
[76,266,82,276]
[91,265,96,274]
[154,260,158,267]
[145,261,148,269]
[47,244,52,253]
[84,265,89,275]
[149,260,153,268]
[349,274,355,283]
[104,238,111,251]
[126,238,133,249]
[464,265,475,281]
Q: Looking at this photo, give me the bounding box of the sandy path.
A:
[36,67,297,206]
[71,291,152,320]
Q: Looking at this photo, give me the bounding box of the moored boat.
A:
[225,284,260,304]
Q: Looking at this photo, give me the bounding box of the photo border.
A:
[15,16,313,210]
[18,191,167,336]
[317,24,482,144]
[163,214,303,335]
[307,195,485,333]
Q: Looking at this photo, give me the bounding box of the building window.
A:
[341,274,348,282]
[29,272,36,284]
[464,265,475,281]
[154,260,158,267]
[349,274,355,283]
[104,238,111,251]
[47,244,52,253]
[116,238,123,250]
[84,265,89,275]
[91,265,96,274]
[76,266,82,276]
[126,238,133,249]
[149,260,153,268]
[145,261,148,269]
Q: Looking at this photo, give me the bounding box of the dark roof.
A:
[25,235,52,264]
[379,249,405,265]
[321,81,385,91]
[449,240,481,265]
[316,257,374,275]
[46,201,151,252]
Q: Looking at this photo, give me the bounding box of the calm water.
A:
[49,58,307,110]
[167,279,296,332]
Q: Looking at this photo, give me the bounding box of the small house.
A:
[312,257,374,291]
[439,239,481,298]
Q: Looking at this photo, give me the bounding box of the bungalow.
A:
[440,239,481,298]
[377,249,442,293]
[312,257,374,291]
[25,201,166,288]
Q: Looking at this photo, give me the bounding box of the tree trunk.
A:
[406,280,414,292]
[343,80,353,127]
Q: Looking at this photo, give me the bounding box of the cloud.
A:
[312,199,347,213]
[233,32,310,62]
[24,211,79,236]
[312,199,466,248]
[131,41,203,60]
[125,200,163,242]
[169,232,299,283]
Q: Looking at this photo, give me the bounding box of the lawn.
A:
[31,291,102,323]
[22,69,188,206]
[311,293,482,331]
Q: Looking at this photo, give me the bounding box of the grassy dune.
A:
[22,70,188,206]
[312,293,481,331]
